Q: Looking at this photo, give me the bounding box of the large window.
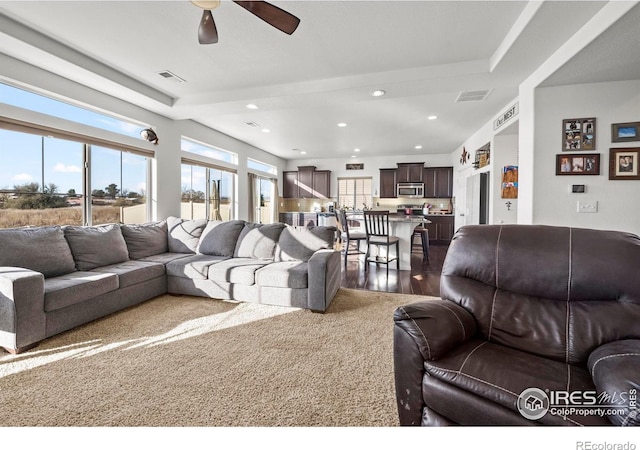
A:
[0,82,148,139]
[247,158,277,175]
[181,137,237,165]
[338,177,373,210]
[181,163,236,221]
[91,146,148,225]
[0,128,150,228]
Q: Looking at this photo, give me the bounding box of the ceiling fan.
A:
[191,1,301,44]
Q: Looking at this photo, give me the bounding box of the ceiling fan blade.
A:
[198,10,219,44]
[233,1,300,35]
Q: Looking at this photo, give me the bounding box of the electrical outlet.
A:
[577,201,597,213]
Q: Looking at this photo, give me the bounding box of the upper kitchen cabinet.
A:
[396,163,424,183]
[283,171,299,198]
[379,169,397,198]
[297,166,315,198]
[424,167,453,198]
[313,170,331,199]
[282,166,331,199]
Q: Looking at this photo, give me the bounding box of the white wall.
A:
[448,99,520,233]
[492,132,519,225]
[0,53,287,222]
[532,80,640,235]
[285,153,452,198]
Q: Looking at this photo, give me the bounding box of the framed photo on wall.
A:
[556,153,600,175]
[609,148,640,180]
[611,122,640,143]
[562,117,596,151]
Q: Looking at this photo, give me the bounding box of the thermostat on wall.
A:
[571,184,586,193]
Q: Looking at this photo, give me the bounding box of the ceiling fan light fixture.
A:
[191,0,221,10]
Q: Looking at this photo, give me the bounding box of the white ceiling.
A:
[0,0,630,161]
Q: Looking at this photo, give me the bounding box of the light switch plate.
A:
[577,201,597,213]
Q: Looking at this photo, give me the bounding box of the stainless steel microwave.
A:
[397,183,424,198]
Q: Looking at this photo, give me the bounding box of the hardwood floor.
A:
[339,243,449,296]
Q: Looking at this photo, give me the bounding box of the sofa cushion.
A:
[91,260,166,288]
[0,226,76,278]
[121,220,168,259]
[275,225,336,262]
[233,222,285,260]
[198,220,246,256]
[208,258,270,285]
[137,252,193,265]
[167,216,207,254]
[44,271,119,312]
[255,261,308,289]
[165,254,228,280]
[63,224,130,271]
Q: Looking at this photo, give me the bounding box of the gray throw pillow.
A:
[275,225,336,262]
[166,216,207,254]
[0,226,76,278]
[233,222,285,259]
[64,224,130,271]
[121,220,168,259]
[198,220,246,257]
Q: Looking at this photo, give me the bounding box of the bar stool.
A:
[412,225,429,263]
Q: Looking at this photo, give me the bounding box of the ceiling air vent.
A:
[157,70,186,83]
[455,89,493,102]
[245,121,260,128]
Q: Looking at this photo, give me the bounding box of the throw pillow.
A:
[198,220,246,256]
[233,222,285,259]
[0,226,76,278]
[64,224,130,271]
[121,220,168,259]
[166,216,207,254]
[275,225,336,262]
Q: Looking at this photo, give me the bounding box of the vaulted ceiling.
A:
[1,1,635,161]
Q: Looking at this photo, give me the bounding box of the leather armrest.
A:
[588,339,640,426]
[393,299,476,361]
[393,299,476,425]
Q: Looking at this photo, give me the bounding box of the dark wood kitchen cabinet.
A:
[424,166,453,198]
[425,215,454,244]
[297,166,315,198]
[396,163,424,183]
[379,169,397,198]
[283,171,299,198]
[282,167,331,199]
[312,170,331,199]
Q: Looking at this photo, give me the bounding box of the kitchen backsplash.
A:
[280,196,453,213]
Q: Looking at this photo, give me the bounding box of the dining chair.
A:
[363,210,400,277]
[336,209,367,267]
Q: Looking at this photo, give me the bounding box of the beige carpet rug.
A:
[0,288,432,427]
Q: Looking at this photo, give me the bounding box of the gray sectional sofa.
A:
[0,217,341,354]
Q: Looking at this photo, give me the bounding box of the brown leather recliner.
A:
[393,225,640,426]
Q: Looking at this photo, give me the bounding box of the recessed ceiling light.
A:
[372,90,386,97]
[428,115,438,120]
[300,151,307,155]
[337,122,347,127]
[354,148,360,152]
[415,145,423,150]
[246,104,258,110]
[351,155,357,158]
[261,128,270,133]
